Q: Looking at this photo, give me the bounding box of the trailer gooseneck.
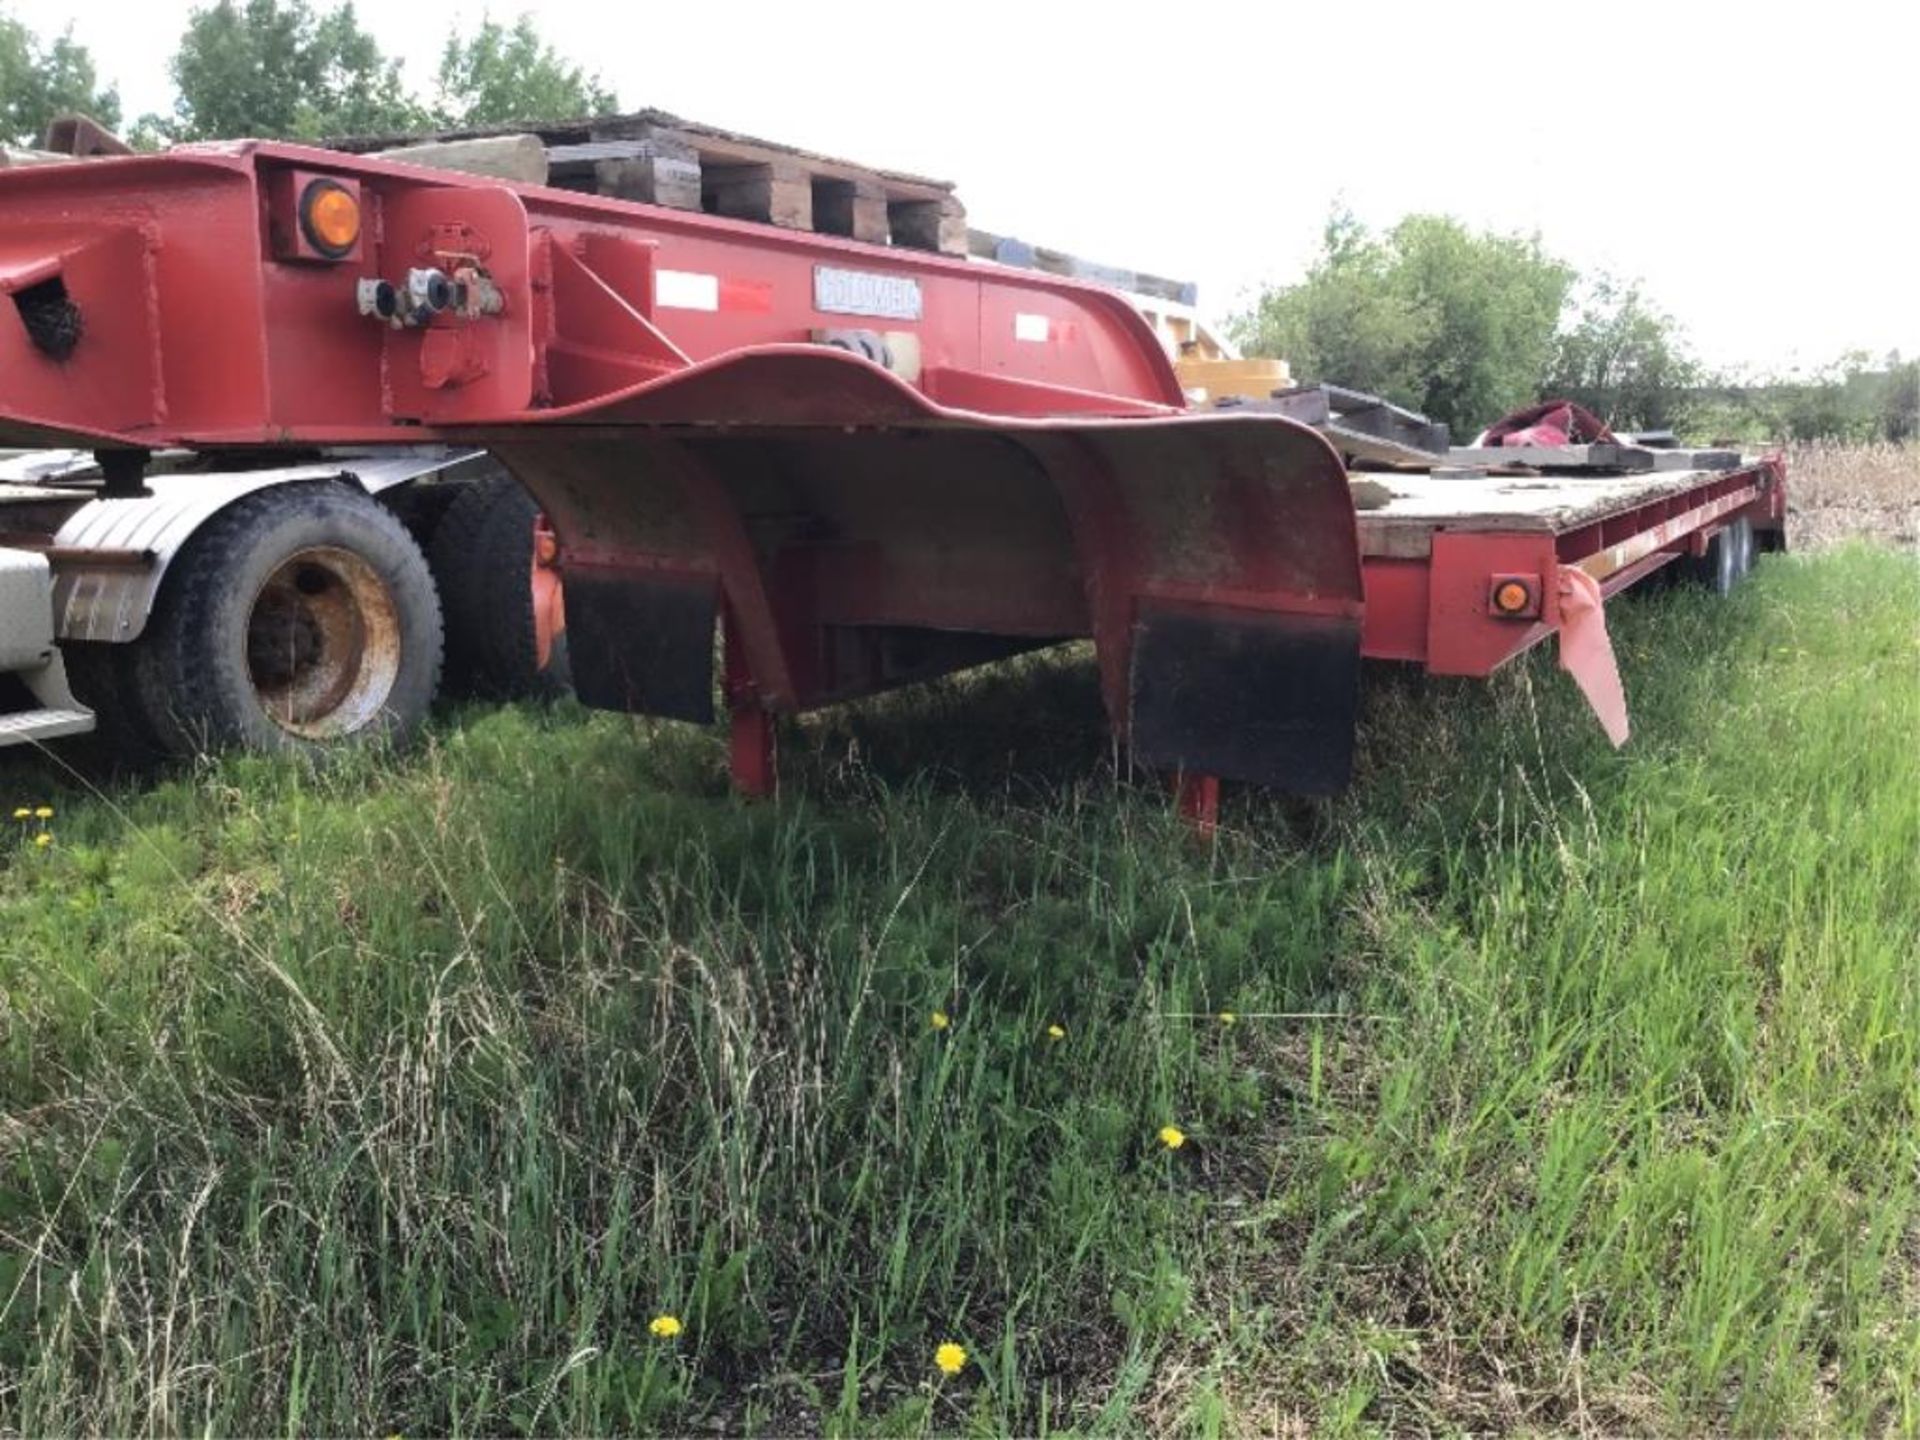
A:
[0,141,1783,819]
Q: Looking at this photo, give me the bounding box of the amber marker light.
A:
[1491,578,1537,616]
[299,179,361,258]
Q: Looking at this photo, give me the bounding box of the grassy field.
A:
[1,543,1915,1436]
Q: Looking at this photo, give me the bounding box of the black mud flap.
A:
[564,569,716,722]
[1128,605,1361,794]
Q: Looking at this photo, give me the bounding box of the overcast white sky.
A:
[10,0,1914,373]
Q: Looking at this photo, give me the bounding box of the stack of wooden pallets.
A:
[332,108,969,255]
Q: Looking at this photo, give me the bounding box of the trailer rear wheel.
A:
[429,467,571,700]
[1684,518,1746,596]
[130,483,443,756]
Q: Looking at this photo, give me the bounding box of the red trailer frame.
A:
[1359,460,1785,674]
[0,142,1784,818]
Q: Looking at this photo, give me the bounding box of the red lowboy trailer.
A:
[0,141,1782,818]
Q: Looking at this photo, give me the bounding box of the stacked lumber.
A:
[1212,383,1452,467]
[3,115,131,166]
[966,230,1196,305]
[0,148,68,168]
[1173,357,1293,402]
[1439,444,1743,477]
[334,111,1226,320]
[334,109,968,256]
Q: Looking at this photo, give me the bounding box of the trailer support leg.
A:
[722,608,776,797]
[729,704,776,797]
[1173,772,1220,838]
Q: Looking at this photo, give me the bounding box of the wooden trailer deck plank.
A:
[1354,467,1728,559]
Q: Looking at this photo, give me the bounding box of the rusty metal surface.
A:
[488,369,1366,791]
[247,544,403,738]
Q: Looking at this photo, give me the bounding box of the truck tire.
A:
[61,640,163,761]
[129,483,443,757]
[1683,518,1745,597]
[429,467,571,700]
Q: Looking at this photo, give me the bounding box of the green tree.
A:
[164,0,424,142]
[1231,208,1573,434]
[1774,351,1920,441]
[1690,350,1920,444]
[433,16,615,128]
[304,3,429,135]
[1545,276,1700,430]
[1233,210,1436,409]
[1876,352,1918,442]
[0,9,120,147]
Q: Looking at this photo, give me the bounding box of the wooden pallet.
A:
[334,109,969,256]
[1443,444,1747,475]
[1202,384,1452,468]
[0,147,68,169]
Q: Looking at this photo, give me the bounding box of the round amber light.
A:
[300,180,360,256]
[1494,581,1532,613]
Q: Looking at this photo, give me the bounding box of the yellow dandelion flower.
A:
[648,1313,682,1339]
[1047,1024,1066,1041]
[11,807,28,820]
[33,806,52,819]
[1218,1011,1237,1026]
[934,1341,967,1375]
[1157,1125,1187,1150]
[33,832,52,849]
[930,1010,950,1031]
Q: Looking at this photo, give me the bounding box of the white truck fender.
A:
[48,450,485,643]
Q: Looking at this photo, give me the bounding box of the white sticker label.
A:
[814,266,922,321]
[657,269,720,311]
[1014,312,1051,342]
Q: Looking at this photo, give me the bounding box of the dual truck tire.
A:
[64,468,564,760]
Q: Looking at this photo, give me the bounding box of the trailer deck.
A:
[1355,465,1755,558]
[1352,456,1782,687]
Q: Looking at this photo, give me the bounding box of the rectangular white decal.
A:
[656,269,720,312]
[1014,312,1051,342]
[814,266,923,321]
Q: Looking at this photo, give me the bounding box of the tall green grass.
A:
[1,546,1915,1434]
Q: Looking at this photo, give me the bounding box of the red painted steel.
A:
[1174,773,1221,837]
[0,143,1790,805]
[723,611,776,798]
[0,143,1367,800]
[1360,462,1783,677]
[0,142,1185,447]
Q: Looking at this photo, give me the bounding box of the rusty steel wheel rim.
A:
[245,546,402,738]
